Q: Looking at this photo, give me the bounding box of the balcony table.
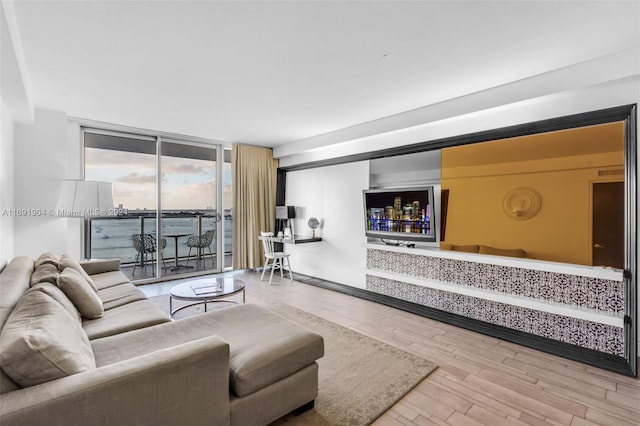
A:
[165,233,194,271]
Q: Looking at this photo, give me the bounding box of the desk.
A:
[165,233,193,272]
[268,235,323,244]
[258,234,322,283]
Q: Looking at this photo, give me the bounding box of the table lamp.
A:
[276,205,296,239]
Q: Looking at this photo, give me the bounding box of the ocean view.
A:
[90,214,233,264]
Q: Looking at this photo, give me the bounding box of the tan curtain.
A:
[232,144,278,269]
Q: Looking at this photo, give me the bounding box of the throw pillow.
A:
[59,255,98,292]
[479,245,527,258]
[30,282,81,321]
[57,268,104,319]
[451,244,480,253]
[30,263,61,287]
[0,289,95,387]
[34,252,60,269]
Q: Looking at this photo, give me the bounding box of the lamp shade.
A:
[56,180,114,217]
[276,205,296,219]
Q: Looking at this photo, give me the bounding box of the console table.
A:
[365,242,625,357]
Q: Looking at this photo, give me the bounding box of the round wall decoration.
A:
[502,187,541,220]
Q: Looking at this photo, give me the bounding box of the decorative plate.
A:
[502,187,541,220]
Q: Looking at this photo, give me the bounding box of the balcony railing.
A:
[88,211,232,278]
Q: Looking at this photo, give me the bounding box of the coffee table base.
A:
[170,294,244,318]
[169,278,246,319]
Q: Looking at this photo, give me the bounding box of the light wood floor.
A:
[141,271,640,426]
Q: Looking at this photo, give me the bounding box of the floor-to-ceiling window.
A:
[222,149,233,268]
[160,140,219,275]
[83,128,231,282]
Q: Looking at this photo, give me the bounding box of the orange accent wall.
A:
[441,122,624,265]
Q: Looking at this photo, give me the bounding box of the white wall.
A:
[13,108,76,258]
[0,96,15,268]
[285,161,369,288]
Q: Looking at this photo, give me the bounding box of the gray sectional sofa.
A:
[0,254,324,425]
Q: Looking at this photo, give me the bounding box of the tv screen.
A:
[363,187,437,243]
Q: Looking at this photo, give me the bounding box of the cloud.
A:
[86,147,226,210]
[161,179,217,210]
[116,173,156,184]
[163,162,209,174]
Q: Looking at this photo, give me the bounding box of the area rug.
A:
[150,295,438,425]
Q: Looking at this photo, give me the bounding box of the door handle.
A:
[594,243,605,249]
[216,212,222,223]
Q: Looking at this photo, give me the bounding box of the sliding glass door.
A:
[83,128,230,282]
[84,130,161,280]
[160,140,220,275]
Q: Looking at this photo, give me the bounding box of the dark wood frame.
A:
[278,104,637,376]
[439,189,449,242]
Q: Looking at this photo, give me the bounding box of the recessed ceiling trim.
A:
[274,48,640,159]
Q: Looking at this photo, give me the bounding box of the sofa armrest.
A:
[79,259,121,275]
[0,336,230,426]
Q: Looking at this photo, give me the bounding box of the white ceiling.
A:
[8,1,640,151]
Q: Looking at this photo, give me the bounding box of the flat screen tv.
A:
[363,186,437,243]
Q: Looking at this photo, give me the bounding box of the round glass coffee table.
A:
[169,277,245,318]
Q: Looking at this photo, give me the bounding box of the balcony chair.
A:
[259,231,293,285]
[132,233,167,274]
[185,229,216,268]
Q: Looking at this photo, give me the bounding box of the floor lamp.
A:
[56,179,115,259]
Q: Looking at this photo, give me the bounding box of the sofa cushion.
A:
[0,368,19,394]
[440,243,481,253]
[82,300,170,340]
[452,244,480,253]
[0,309,20,394]
[213,304,324,397]
[90,270,131,290]
[57,268,104,320]
[0,289,95,387]
[97,283,148,310]
[34,252,60,268]
[479,245,527,258]
[91,304,324,397]
[30,282,81,321]
[30,263,60,287]
[59,255,98,292]
[79,258,121,276]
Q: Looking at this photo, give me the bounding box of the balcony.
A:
[89,211,232,282]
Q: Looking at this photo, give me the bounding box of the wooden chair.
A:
[260,231,293,285]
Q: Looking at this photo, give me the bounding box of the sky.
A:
[84,148,232,211]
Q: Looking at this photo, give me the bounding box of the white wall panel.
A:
[0,96,15,267]
[13,108,70,258]
[285,161,369,288]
